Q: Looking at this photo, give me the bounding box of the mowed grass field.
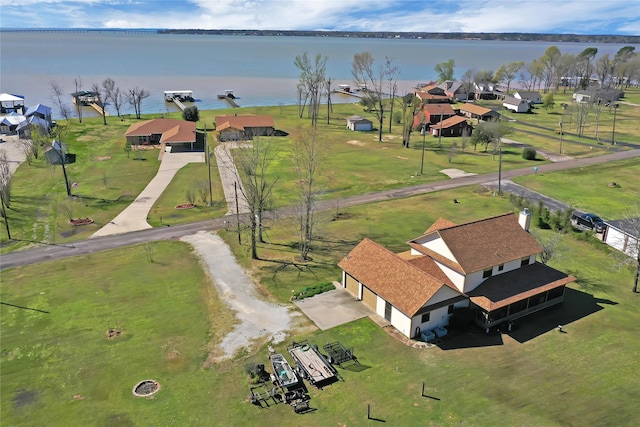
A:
[3,181,639,426]
[512,157,640,219]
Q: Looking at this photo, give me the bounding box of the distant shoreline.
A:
[1,28,638,44]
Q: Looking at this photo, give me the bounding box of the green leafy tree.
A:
[434,59,455,82]
[471,120,512,152]
[182,105,200,122]
[542,92,555,111]
[494,61,524,93]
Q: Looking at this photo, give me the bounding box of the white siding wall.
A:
[425,286,461,306]
[409,305,452,338]
[391,307,412,337]
[464,270,485,293]
[419,235,457,262]
[605,227,639,258]
[437,261,466,292]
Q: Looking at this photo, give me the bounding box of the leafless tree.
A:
[49,124,72,196]
[352,52,388,142]
[399,92,419,148]
[385,57,400,134]
[91,83,107,125]
[195,180,210,206]
[294,52,327,127]
[17,138,37,165]
[227,137,278,259]
[595,54,614,86]
[58,198,74,221]
[128,87,150,119]
[325,77,333,125]
[50,81,72,121]
[540,46,561,93]
[103,78,125,117]
[73,76,83,123]
[291,126,327,260]
[533,231,563,265]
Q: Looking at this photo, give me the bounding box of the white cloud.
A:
[1,0,638,34]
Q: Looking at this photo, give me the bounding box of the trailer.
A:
[288,341,337,387]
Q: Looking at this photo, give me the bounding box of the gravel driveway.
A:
[180,231,298,360]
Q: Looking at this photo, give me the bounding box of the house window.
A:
[448,305,454,314]
[521,257,530,267]
[498,264,504,272]
[384,301,392,322]
[483,268,492,278]
[421,312,430,323]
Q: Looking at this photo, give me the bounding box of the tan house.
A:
[458,103,498,121]
[339,211,575,340]
[215,115,275,141]
[430,115,472,137]
[124,118,197,151]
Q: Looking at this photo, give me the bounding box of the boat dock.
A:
[89,102,109,116]
[217,90,240,108]
[288,341,337,387]
[164,90,194,111]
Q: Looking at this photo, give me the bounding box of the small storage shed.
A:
[346,115,373,131]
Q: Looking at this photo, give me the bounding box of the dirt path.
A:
[180,231,298,360]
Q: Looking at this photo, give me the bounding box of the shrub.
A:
[522,147,537,160]
[292,282,335,300]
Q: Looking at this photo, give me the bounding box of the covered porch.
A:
[468,263,575,329]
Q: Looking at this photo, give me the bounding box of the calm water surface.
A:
[1,31,635,118]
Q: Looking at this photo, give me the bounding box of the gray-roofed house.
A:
[573,87,624,104]
[346,115,373,131]
[514,90,542,104]
[503,96,531,113]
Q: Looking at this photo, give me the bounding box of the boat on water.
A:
[270,353,298,388]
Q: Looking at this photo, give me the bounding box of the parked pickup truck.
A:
[571,212,606,233]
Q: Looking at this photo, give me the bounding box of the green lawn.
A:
[512,158,640,218]
[3,184,639,426]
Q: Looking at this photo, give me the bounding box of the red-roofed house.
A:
[412,104,456,130]
[124,118,197,151]
[215,115,275,141]
[339,211,575,339]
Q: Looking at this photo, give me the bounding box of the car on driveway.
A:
[571,212,606,233]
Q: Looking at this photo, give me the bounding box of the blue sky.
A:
[1,0,638,35]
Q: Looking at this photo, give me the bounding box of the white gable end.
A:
[419,234,457,263]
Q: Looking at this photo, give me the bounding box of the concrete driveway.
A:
[91,151,204,237]
[293,283,374,330]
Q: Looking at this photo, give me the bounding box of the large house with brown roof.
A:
[124,118,198,151]
[338,211,575,340]
[412,104,456,130]
[458,103,499,121]
[430,115,472,137]
[215,115,275,141]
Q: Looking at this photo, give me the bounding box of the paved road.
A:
[2,148,640,271]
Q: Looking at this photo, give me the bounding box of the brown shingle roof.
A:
[432,115,468,129]
[338,238,455,316]
[124,118,196,143]
[425,218,457,233]
[467,263,575,311]
[215,115,275,130]
[458,103,493,116]
[422,103,456,116]
[412,213,541,274]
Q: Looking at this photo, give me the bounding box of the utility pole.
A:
[437,105,443,149]
[611,103,619,145]
[234,181,241,245]
[204,125,212,207]
[497,147,503,196]
[0,196,11,240]
[420,123,426,175]
[559,121,563,154]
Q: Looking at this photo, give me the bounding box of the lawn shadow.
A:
[505,287,608,343]
[340,362,370,372]
[436,328,504,350]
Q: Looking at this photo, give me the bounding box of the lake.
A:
[0,30,635,118]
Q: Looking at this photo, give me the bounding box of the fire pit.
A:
[132,380,160,397]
